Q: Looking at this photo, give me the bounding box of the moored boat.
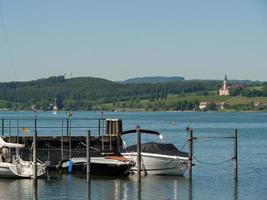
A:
[57,155,135,177]
[121,129,189,176]
[0,137,46,178]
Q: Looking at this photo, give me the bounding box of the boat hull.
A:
[122,152,189,176]
[0,161,46,178]
[60,157,134,177]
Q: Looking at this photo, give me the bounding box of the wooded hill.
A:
[0,76,218,110]
[0,76,266,111]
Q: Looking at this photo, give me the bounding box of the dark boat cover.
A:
[125,142,188,157]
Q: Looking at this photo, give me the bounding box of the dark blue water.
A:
[0,111,266,199]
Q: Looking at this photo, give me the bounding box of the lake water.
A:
[0,111,266,200]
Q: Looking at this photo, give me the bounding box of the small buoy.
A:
[68,160,73,173]
[171,121,176,126]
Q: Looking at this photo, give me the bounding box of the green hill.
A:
[0,75,266,111]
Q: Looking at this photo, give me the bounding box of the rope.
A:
[193,156,234,165]
[195,136,234,140]
[178,140,188,150]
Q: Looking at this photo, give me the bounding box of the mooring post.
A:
[87,130,91,182]
[61,120,64,160]
[33,113,38,181]
[1,118,4,136]
[8,120,11,142]
[233,129,238,180]
[66,117,71,159]
[69,119,72,158]
[16,119,19,143]
[188,127,193,181]
[136,125,141,181]
[98,118,101,137]
[47,143,50,161]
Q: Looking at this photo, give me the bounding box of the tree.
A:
[207,103,217,111]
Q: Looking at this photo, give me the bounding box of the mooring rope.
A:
[195,136,234,140]
[178,140,188,150]
[193,156,234,165]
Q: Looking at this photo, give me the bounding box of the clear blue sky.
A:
[0,0,266,82]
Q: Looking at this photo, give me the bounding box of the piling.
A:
[188,128,193,181]
[32,114,38,200]
[61,120,64,160]
[67,118,72,158]
[16,120,19,143]
[33,114,37,180]
[136,125,141,181]
[8,120,11,142]
[1,118,4,136]
[98,119,101,137]
[47,143,50,161]
[86,130,91,182]
[69,119,72,158]
[233,129,238,180]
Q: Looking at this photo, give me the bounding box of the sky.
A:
[0,0,266,82]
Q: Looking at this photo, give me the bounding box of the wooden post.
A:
[188,128,193,181]
[98,119,101,137]
[101,118,104,151]
[1,118,4,136]
[8,120,11,142]
[33,114,37,181]
[47,143,50,161]
[66,118,71,159]
[16,120,19,143]
[86,130,91,182]
[69,119,72,158]
[136,125,141,181]
[61,120,64,160]
[233,129,238,180]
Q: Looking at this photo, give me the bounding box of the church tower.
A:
[219,75,230,96]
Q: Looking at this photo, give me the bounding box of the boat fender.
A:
[68,160,73,173]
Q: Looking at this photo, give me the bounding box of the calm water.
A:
[0,111,266,200]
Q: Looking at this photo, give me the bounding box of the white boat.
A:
[121,129,189,176]
[0,137,46,178]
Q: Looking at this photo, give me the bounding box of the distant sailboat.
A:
[53,97,57,115]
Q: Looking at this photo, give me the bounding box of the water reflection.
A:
[124,175,191,200]
[32,180,37,200]
[0,179,32,200]
[87,181,91,200]
[0,173,241,200]
[233,178,238,200]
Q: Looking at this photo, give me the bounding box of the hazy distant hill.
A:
[120,76,185,84]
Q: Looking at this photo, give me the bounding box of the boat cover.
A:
[125,142,188,157]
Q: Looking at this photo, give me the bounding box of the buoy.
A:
[68,160,73,173]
